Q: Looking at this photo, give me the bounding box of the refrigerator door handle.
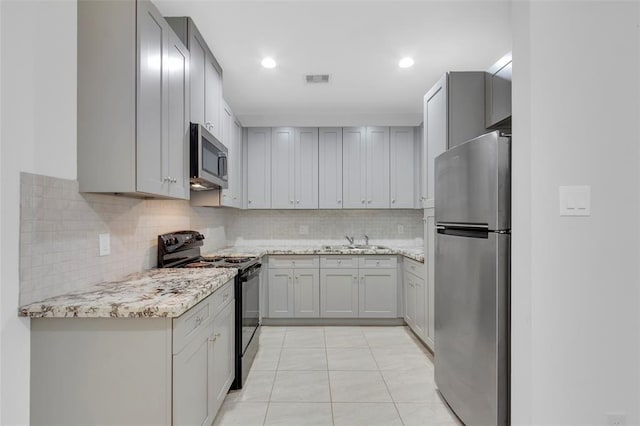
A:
[436,222,489,230]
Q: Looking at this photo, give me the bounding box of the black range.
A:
[157,230,261,390]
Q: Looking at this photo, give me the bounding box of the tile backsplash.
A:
[226,209,423,245]
[20,173,423,305]
[19,173,229,305]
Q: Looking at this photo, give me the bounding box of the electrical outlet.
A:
[397,224,404,235]
[299,225,309,235]
[99,233,111,256]
[606,412,626,426]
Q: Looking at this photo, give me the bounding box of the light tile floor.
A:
[214,326,462,426]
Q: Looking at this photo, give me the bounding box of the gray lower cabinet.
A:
[404,270,426,338]
[268,255,398,319]
[401,212,434,350]
[358,268,398,318]
[321,267,397,318]
[30,280,235,425]
[320,269,359,318]
[78,0,190,199]
[268,266,320,318]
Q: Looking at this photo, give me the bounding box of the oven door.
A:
[241,265,261,354]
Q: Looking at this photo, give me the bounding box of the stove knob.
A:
[195,233,205,241]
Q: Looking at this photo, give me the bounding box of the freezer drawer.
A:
[434,229,509,426]
[434,131,510,230]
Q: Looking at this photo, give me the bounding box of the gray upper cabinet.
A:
[167,17,224,139]
[246,128,272,209]
[205,58,223,140]
[78,0,189,199]
[318,128,343,209]
[342,127,367,208]
[366,126,390,208]
[421,72,485,207]
[294,128,319,209]
[343,127,390,209]
[389,127,415,208]
[486,53,512,129]
[271,128,296,209]
[271,128,319,209]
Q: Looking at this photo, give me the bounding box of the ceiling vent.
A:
[305,74,330,84]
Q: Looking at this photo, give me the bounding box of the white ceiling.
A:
[154,1,512,126]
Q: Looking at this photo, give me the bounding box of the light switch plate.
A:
[99,233,111,256]
[299,225,309,235]
[397,224,404,235]
[559,186,591,216]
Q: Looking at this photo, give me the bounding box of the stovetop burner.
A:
[223,257,253,264]
[183,261,215,268]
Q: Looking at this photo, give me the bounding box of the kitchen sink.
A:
[322,244,390,251]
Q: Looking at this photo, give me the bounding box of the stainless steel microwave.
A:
[190,123,228,190]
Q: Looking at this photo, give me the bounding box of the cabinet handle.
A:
[172,178,177,183]
[248,200,252,204]
[290,200,294,204]
[296,200,300,204]
[337,200,342,204]
[361,199,365,204]
[392,199,396,204]
[368,200,372,204]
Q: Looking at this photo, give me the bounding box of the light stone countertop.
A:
[19,268,237,319]
[205,244,425,263]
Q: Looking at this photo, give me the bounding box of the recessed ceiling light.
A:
[398,57,415,68]
[261,57,277,69]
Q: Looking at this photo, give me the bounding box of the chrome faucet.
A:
[364,235,369,246]
[345,235,355,245]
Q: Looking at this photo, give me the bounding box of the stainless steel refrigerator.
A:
[434,130,510,425]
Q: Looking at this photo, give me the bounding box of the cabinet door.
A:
[271,127,295,209]
[366,126,390,208]
[390,127,415,208]
[205,57,222,139]
[173,325,214,426]
[221,102,235,206]
[166,31,190,200]
[211,302,235,416]
[189,30,206,125]
[358,269,397,318]
[294,128,319,209]
[318,128,343,209]
[404,273,415,328]
[425,209,435,348]
[294,269,320,318]
[342,127,366,208]
[404,270,426,340]
[136,1,168,196]
[268,269,294,317]
[321,269,359,318]
[423,74,447,207]
[233,120,243,208]
[246,128,271,209]
[411,272,427,339]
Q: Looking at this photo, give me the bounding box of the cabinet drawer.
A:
[358,256,397,269]
[320,255,358,269]
[211,279,234,317]
[404,258,425,279]
[269,255,319,269]
[173,294,214,355]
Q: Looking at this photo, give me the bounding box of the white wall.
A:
[1,1,77,424]
[512,1,640,424]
